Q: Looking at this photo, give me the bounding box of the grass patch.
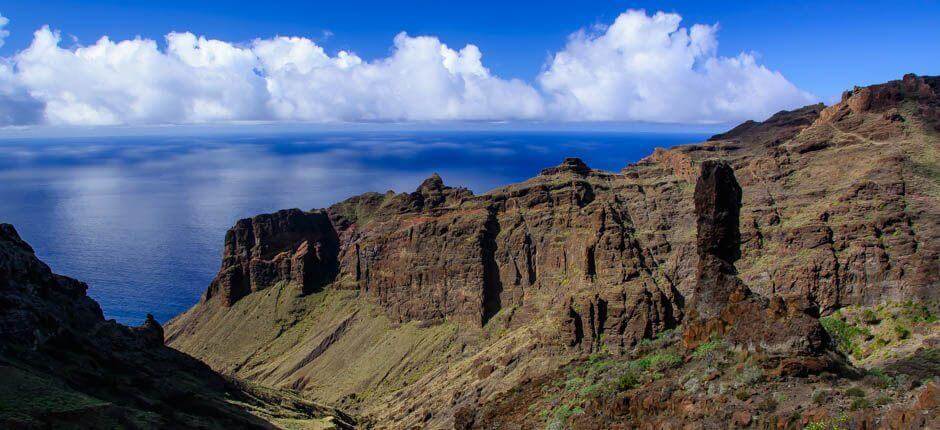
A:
[804,415,849,430]
[844,386,866,398]
[0,366,109,422]
[820,314,869,358]
[691,339,722,359]
[541,342,684,427]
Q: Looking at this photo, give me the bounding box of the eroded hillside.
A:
[167,74,940,429]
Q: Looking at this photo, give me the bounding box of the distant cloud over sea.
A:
[0,10,814,127]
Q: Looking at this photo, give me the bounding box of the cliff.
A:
[165,75,940,429]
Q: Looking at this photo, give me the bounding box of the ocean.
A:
[0,131,706,325]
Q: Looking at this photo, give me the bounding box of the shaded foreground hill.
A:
[167,74,939,428]
[0,223,355,429]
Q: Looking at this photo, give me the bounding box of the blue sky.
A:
[3,0,938,99]
[0,1,937,128]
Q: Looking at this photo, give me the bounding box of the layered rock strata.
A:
[168,75,940,429]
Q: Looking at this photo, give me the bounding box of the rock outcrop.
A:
[167,75,940,429]
[682,160,831,363]
[206,208,340,306]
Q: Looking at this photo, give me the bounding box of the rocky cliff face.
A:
[167,75,940,429]
[205,208,339,306]
[682,160,831,363]
[0,224,353,429]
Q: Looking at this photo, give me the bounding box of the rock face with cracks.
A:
[205,208,340,306]
[167,75,940,429]
[682,160,832,363]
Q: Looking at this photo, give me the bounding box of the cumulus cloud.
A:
[14,28,270,125]
[255,33,544,121]
[0,9,815,126]
[538,10,816,123]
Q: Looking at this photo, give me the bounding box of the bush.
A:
[812,389,830,405]
[616,370,640,391]
[845,387,866,398]
[645,352,682,372]
[692,339,721,359]
[850,397,872,411]
[735,364,764,386]
[820,316,867,356]
[875,395,892,406]
[803,414,849,430]
[893,324,911,340]
[757,396,778,412]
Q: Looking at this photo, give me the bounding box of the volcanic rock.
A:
[205,208,340,306]
[167,75,940,429]
[682,160,831,359]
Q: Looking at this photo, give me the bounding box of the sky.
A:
[0,0,937,129]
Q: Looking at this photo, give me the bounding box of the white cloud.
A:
[538,10,815,123]
[255,33,544,121]
[0,14,9,48]
[0,9,814,126]
[14,28,269,125]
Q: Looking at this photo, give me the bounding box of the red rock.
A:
[731,410,752,427]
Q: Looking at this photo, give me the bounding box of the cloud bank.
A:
[0,10,815,127]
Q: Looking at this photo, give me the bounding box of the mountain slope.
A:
[0,224,355,429]
[167,74,940,428]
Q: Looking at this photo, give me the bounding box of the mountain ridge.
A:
[167,74,939,428]
[0,74,935,429]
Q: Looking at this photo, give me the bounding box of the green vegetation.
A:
[844,386,865,398]
[820,301,939,363]
[0,366,114,424]
[541,342,685,428]
[811,388,830,405]
[804,415,848,430]
[850,397,872,411]
[820,315,869,358]
[691,338,722,359]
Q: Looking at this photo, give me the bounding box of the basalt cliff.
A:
[164,74,940,429]
[3,75,936,429]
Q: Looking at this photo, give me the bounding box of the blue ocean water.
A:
[0,131,705,325]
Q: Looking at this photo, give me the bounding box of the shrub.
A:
[893,324,911,340]
[545,403,584,429]
[850,397,872,411]
[861,309,879,324]
[757,396,778,412]
[812,389,830,405]
[616,370,640,391]
[692,339,721,359]
[845,387,866,398]
[646,352,682,372]
[820,317,868,356]
[866,368,895,388]
[735,364,764,386]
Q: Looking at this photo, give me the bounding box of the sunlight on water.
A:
[0,131,705,324]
